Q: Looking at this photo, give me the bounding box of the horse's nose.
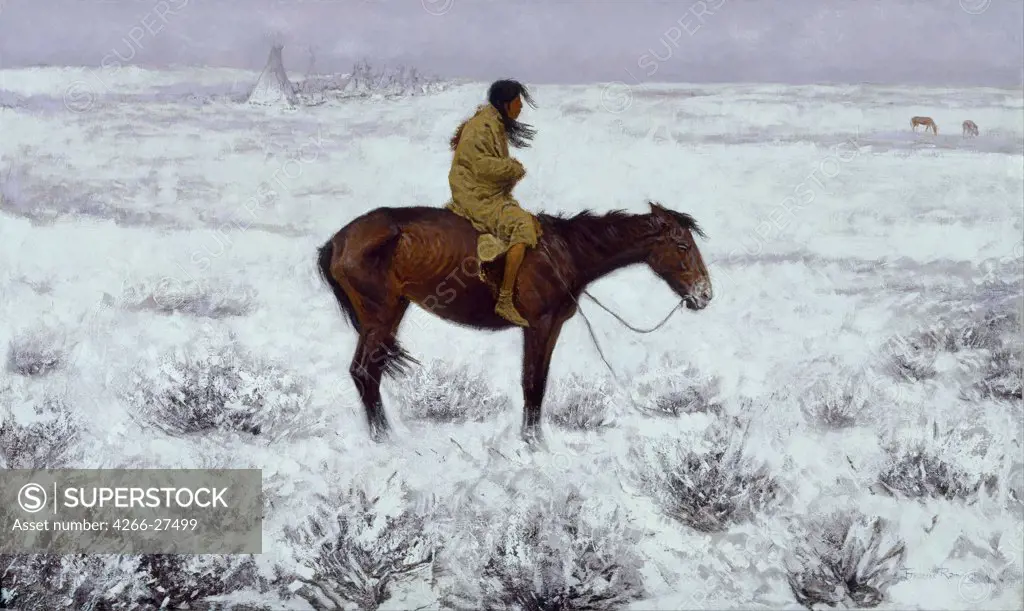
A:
[695,279,713,303]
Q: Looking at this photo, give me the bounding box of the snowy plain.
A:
[1,66,1023,610]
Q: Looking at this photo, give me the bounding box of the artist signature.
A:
[898,568,998,580]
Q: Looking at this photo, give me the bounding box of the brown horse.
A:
[911,116,938,135]
[962,120,979,137]
[316,201,712,445]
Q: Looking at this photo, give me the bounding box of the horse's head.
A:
[645,202,712,311]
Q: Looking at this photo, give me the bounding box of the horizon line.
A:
[1,63,1023,91]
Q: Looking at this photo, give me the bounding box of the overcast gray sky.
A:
[0,0,1021,86]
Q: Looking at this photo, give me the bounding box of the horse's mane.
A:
[538,205,705,241]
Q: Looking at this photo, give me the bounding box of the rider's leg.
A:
[501,243,526,294]
[495,242,529,327]
[493,205,538,327]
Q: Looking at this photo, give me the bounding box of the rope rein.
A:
[575,293,686,382]
[581,290,686,333]
[537,242,687,380]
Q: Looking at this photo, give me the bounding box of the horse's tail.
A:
[317,235,362,334]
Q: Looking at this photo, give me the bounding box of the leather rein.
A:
[538,242,688,382]
[577,290,686,382]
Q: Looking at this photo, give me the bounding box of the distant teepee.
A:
[247,44,298,106]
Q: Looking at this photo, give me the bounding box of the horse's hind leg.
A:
[350,299,412,442]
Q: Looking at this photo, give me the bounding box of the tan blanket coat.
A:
[446,104,541,262]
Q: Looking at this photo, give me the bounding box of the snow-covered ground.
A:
[1,67,1022,610]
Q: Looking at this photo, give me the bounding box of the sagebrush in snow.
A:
[136,554,263,609]
[125,343,311,438]
[0,554,148,611]
[122,278,258,319]
[967,346,1023,401]
[785,511,906,609]
[390,360,509,424]
[547,374,615,431]
[0,554,260,610]
[630,424,780,532]
[878,424,997,500]
[0,397,80,469]
[878,448,995,501]
[6,325,67,377]
[279,480,436,610]
[924,316,1006,353]
[441,490,645,611]
[631,363,724,418]
[883,332,938,382]
[886,308,1020,387]
[799,375,869,430]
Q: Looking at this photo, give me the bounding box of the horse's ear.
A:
[649,201,671,227]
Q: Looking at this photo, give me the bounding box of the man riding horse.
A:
[316,78,713,445]
[446,79,540,327]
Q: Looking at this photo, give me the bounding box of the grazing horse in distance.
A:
[962,120,979,138]
[911,116,938,135]
[317,202,713,446]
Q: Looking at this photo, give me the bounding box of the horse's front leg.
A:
[520,315,566,448]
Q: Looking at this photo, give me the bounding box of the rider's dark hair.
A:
[487,79,537,148]
[449,79,538,151]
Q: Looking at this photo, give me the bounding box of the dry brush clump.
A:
[121,278,258,319]
[6,324,68,377]
[883,331,939,382]
[630,362,725,419]
[877,423,998,501]
[276,478,437,610]
[0,554,147,611]
[439,487,646,610]
[629,422,781,533]
[123,341,311,439]
[546,373,616,431]
[887,302,1023,398]
[136,554,264,609]
[784,511,907,609]
[0,395,81,469]
[964,344,1023,402]
[0,554,262,610]
[799,373,872,430]
[390,360,510,424]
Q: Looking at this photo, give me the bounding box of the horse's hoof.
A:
[521,429,547,451]
[369,425,391,443]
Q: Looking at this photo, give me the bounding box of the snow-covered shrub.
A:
[886,304,1021,390]
[799,374,870,430]
[965,345,1023,401]
[630,423,780,532]
[0,554,261,610]
[0,396,80,468]
[926,316,1008,353]
[124,342,311,438]
[546,373,615,431]
[6,324,67,376]
[122,278,258,319]
[878,423,997,500]
[136,554,263,609]
[630,362,725,418]
[278,480,436,610]
[390,360,509,424]
[784,511,906,609]
[440,487,646,610]
[0,554,148,611]
[883,332,938,382]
